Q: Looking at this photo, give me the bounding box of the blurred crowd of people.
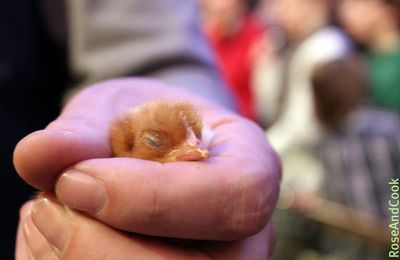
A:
[198,0,400,259]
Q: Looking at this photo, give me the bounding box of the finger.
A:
[54,118,280,240]
[13,82,116,191]
[13,128,111,191]
[29,194,210,260]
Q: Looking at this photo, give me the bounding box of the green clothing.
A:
[368,44,400,112]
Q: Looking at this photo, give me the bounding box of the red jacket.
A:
[206,16,264,119]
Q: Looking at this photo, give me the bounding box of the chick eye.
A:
[145,136,161,148]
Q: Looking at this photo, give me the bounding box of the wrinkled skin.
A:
[14,78,281,259]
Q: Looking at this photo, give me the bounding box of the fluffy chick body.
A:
[110,101,209,163]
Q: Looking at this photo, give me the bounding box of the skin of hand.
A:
[14,78,281,241]
[16,197,275,260]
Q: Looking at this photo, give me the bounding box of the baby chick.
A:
[110,101,210,163]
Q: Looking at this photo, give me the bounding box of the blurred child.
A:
[199,0,264,119]
[311,56,400,259]
[339,0,400,112]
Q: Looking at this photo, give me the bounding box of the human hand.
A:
[14,78,281,240]
[16,196,275,259]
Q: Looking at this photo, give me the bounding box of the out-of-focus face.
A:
[199,0,244,18]
[338,0,385,43]
[198,0,247,36]
[265,0,321,38]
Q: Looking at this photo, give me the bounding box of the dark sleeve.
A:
[65,0,236,110]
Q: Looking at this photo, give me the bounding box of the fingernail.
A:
[31,198,70,252]
[56,170,106,215]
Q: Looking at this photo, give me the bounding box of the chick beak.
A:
[175,129,209,161]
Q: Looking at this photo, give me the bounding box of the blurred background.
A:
[198,0,400,259]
